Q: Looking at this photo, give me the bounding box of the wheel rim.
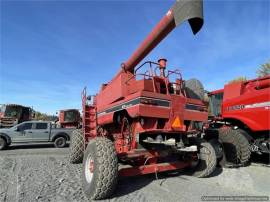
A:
[209,139,223,159]
[85,155,94,183]
[57,138,64,146]
[215,143,223,159]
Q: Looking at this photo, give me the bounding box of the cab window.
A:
[35,123,48,130]
[18,123,32,131]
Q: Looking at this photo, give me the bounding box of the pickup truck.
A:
[0,121,74,150]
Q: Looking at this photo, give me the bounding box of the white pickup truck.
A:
[0,121,74,150]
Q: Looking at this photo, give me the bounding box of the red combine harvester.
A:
[69,0,218,199]
[58,109,81,128]
[0,104,33,128]
[205,76,270,167]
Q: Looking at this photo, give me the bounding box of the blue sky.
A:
[1,0,269,114]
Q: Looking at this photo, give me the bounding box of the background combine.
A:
[58,109,81,128]
[0,104,33,128]
[205,75,270,167]
[68,0,220,200]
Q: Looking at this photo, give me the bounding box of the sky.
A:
[0,0,269,114]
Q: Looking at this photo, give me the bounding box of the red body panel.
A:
[210,76,270,131]
[119,161,191,177]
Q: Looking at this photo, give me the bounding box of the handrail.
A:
[126,61,184,95]
[167,69,182,81]
[125,73,154,85]
[134,61,159,75]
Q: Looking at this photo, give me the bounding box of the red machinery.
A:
[58,109,81,128]
[206,76,270,166]
[0,104,33,128]
[69,0,217,200]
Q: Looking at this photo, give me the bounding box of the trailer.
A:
[69,0,218,200]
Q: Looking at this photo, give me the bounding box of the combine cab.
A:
[206,76,270,166]
[0,104,33,128]
[58,109,81,128]
[69,0,218,200]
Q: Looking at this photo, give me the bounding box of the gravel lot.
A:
[0,144,269,202]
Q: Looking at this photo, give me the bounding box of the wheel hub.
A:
[89,159,94,173]
[85,155,94,183]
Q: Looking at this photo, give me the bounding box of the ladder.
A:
[81,88,97,143]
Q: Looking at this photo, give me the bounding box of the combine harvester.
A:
[0,104,33,128]
[58,109,81,128]
[205,76,270,167]
[69,0,218,199]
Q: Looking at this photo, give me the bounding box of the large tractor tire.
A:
[69,129,84,164]
[188,139,217,177]
[185,78,204,100]
[218,127,251,167]
[82,137,118,200]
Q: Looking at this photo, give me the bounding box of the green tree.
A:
[257,61,270,77]
[228,76,247,84]
[33,111,57,121]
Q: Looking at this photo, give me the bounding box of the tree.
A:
[257,61,270,77]
[228,76,247,84]
[33,111,57,121]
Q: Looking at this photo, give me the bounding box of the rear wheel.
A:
[69,129,84,164]
[0,137,7,150]
[54,137,66,148]
[82,137,118,200]
[188,139,217,177]
[218,127,251,167]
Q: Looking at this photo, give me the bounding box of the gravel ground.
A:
[0,144,269,202]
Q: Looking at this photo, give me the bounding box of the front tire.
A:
[69,129,84,164]
[0,137,7,150]
[218,127,251,167]
[82,137,118,200]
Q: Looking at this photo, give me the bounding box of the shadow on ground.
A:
[7,143,70,150]
[111,166,223,198]
[251,153,270,165]
[112,174,154,198]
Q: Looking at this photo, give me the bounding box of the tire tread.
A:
[218,127,251,166]
[69,129,84,164]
